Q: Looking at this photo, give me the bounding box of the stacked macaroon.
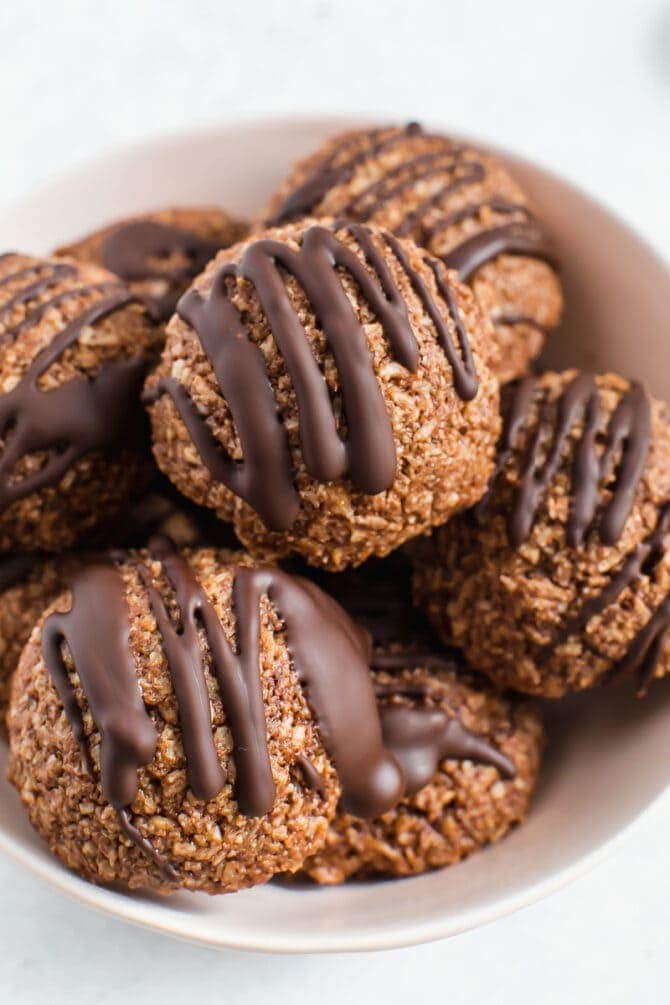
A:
[2,122,662,897]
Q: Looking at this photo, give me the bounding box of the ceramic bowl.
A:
[1,117,669,953]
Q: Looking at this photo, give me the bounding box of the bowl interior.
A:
[1,118,670,953]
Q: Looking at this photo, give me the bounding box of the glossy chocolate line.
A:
[228,226,416,491]
[394,162,487,238]
[268,124,425,225]
[494,313,549,333]
[443,221,552,281]
[0,258,72,288]
[0,290,147,509]
[542,505,670,658]
[0,278,122,346]
[150,223,477,529]
[232,565,403,817]
[425,198,531,240]
[41,562,176,878]
[380,705,515,795]
[135,550,230,804]
[42,561,158,809]
[483,374,651,547]
[370,645,515,787]
[617,595,670,696]
[0,262,75,317]
[343,149,471,224]
[294,754,328,798]
[102,220,227,322]
[117,809,179,882]
[384,233,478,399]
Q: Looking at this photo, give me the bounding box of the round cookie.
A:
[302,647,543,884]
[0,252,161,552]
[265,123,563,382]
[58,207,249,323]
[144,218,501,571]
[7,541,404,893]
[412,370,670,697]
[0,485,239,735]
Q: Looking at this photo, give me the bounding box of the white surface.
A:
[0,0,669,1000]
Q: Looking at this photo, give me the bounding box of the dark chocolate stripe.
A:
[394,162,486,238]
[343,148,469,223]
[42,561,157,810]
[426,198,532,240]
[443,221,553,282]
[117,809,179,882]
[380,705,515,795]
[541,505,670,659]
[0,263,75,315]
[384,233,478,400]
[617,596,670,696]
[268,124,424,225]
[480,374,652,548]
[0,280,122,346]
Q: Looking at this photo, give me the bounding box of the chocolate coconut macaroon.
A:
[143,218,501,570]
[413,370,670,697]
[265,123,563,382]
[0,252,161,552]
[8,542,405,893]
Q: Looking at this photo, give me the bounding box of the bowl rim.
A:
[1,115,669,954]
[0,789,667,954]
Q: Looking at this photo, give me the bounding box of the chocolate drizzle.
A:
[370,647,516,790]
[101,221,226,322]
[268,124,427,225]
[146,223,478,531]
[269,124,553,282]
[0,267,148,510]
[347,155,482,231]
[545,505,670,659]
[536,504,670,694]
[443,221,552,282]
[616,595,670,696]
[42,561,158,810]
[480,374,652,548]
[380,705,515,795]
[41,545,406,876]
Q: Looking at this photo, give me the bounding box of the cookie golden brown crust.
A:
[58,207,249,324]
[0,252,161,552]
[144,219,501,571]
[303,658,543,883]
[412,370,670,697]
[264,124,563,382]
[7,549,343,894]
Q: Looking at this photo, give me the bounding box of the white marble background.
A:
[0,1,669,1001]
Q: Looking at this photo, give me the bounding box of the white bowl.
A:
[1,117,670,954]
